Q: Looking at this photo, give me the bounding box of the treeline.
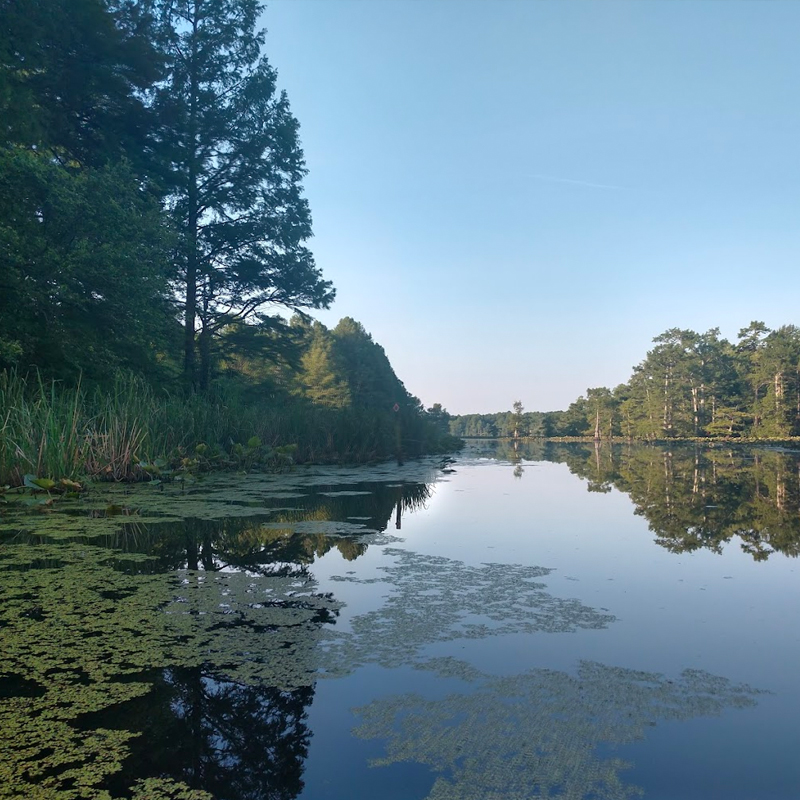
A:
[0,0,458,482]
[449,410,559,438]
[450,323,800,441]
[558,324,800,439]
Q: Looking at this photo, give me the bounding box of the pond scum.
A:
[353,659,765,800]
[0,462,768,799]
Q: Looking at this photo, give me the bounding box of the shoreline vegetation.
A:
[449,324,800,443]
[461,435,800,445]
[0,2,461,491]
[0,369,462,488]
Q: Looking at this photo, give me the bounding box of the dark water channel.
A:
[1,443,799,798]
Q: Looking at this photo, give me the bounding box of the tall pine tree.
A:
[150,0,333,389]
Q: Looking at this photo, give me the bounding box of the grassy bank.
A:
[0,371,461,486]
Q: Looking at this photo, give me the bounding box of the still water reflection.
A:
[0,447,798,798]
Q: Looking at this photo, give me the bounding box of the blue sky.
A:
[262,0,800,414]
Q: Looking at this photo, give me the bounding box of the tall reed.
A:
[0,371,456,486]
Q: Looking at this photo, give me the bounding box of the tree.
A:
[150,0,334,389]
[585,387,615,440]
[0,0,161,169]
[0,0,175,379]
[330,317,407,409]
[510,400,524,439]
[296,322,350,408]
[0,150,174,378]
[426,403,451,433]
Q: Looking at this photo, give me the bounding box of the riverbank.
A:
[460,435,800,445]
[0,371,462,487]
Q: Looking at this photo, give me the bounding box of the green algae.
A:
[5,457,747,800]
[0,463,445,798]
[0,539,339,798]
[320,549,615,675]
[353,659,767,800]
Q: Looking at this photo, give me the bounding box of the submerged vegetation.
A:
[0,459,769,798]
[0,462,620,798]
[354,658,763,800]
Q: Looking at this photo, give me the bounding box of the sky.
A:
[261,0,800,415]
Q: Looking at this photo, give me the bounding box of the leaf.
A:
[24,475,56,491]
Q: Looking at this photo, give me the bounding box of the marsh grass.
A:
[0,371,456,485]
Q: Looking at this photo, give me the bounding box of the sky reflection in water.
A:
[1,445,799,798]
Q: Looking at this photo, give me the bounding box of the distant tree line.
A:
[558,324,800,439]
[449,409,558,439]
[449,323,800,441]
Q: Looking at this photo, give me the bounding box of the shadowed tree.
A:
[0,0,175,379]
[149,0,334,389]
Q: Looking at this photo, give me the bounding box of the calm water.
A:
[2,442,800,799]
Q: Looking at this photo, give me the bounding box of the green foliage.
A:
[552,323,800,441]
[0,0,457,478]
[0,150,175,380]
[295,322,351,408]
[0,369,460,486]
[449,409,556,438]
[149,0,334,388]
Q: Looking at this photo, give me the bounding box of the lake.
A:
[1,441,799,799]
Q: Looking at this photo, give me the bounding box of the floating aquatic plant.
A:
[353,658,767,800]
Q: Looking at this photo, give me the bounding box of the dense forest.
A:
[450,324,800,441]
[0,0,458,485]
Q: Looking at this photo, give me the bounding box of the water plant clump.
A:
[0,539,341,798]
[0,371,462,488]
[353,659,767,800]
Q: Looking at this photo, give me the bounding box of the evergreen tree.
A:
[149,0,334,389]
[0,0,174,379]
[330,318,407,410]
[510,400,524,439]
[297,323,350,408]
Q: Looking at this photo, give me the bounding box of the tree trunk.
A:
[183,6,200,390]
[199,325,211,391]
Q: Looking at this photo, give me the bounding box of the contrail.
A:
[526,173,628,191]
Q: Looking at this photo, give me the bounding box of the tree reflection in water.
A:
[490,440,800,560]
[0,480,435,799]
[93,668,314,800]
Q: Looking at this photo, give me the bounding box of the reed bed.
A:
[0,371,453,486]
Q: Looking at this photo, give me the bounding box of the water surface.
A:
[1,443,798,799]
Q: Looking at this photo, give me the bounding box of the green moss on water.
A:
[353,659,767,800]
[0,538,340,798]
[320,549,615,675]
[0,460,770,799]
[0,464,444,798]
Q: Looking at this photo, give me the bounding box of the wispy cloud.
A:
[526,173,629,191]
